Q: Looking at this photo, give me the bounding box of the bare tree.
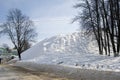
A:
[74,0,120,57]
[0,9,37,60]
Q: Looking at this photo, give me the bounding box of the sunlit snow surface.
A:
[20,32,120,72]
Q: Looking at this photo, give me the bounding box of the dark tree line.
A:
[74,0,120,57]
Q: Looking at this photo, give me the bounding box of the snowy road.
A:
[0,65,70,80]
[15,62,120,80]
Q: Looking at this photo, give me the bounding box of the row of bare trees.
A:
[74,0,120,57]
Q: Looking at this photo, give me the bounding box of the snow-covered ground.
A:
[18,32,120,72]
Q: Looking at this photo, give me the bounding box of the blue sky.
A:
[0,0,79,47]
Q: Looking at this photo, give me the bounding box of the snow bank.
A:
[20,52,120,72]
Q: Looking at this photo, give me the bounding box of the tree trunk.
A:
[17,49,21,60]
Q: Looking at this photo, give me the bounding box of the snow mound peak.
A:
[42,32,90,53]
[21,32,91,60]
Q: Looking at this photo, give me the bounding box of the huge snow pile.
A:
[20,32,120,72]
[21,32,92,60]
